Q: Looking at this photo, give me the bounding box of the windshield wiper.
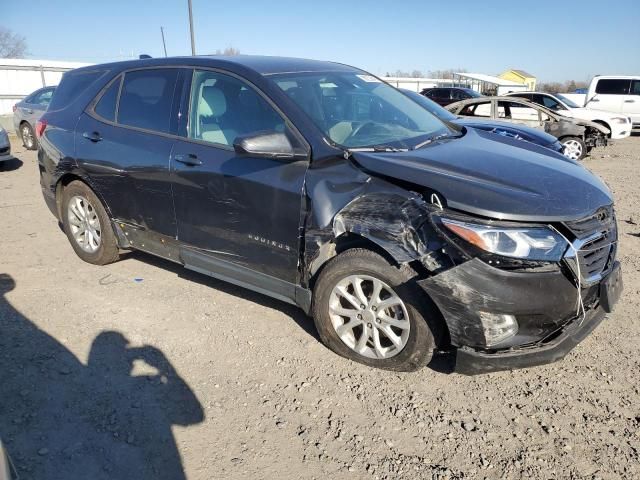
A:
[347,145,409,153]
[413,132,462,150]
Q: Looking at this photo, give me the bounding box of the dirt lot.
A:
[1,135,639,480]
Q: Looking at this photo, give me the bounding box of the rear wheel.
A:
[61,181,120,265]
[561,136,586,161]
[312,248,438,371]
[21,123,37,150]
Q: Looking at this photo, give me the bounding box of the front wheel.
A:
[312,248,438,371]
[61,181,120,265]
[561,136,586,161]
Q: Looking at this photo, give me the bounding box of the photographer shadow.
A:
[0,273,203,480]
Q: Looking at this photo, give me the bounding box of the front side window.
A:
[188,70,285,146]
[118,69,179,133]
[271,71,450,148]
[595,79,631,95]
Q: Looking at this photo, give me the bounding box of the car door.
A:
[170,69,309,285]
[623,79,640,124]
[75,67,184,237]
[17,88,52,126]
[586,78,630,114]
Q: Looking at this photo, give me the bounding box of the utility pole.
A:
[187,0,196,56]
[160,26,168,57]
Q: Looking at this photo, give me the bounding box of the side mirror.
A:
[233,131,303,160]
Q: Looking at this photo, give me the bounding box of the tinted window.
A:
[451,89,466,100]
[94,77,121,122]
[49,70,104,111]
[631,80,640,95]
[595,79,631,95]
[541,95,561,110]
[118,69,179,133]
[188,70,285,146]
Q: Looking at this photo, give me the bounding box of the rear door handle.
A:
[25,109,34,114]
[174,153,202,166]
[82,131,102,142]
[589,98,600,103]
[624,99,635,103]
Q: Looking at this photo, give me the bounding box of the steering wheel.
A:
[348,121,378,140]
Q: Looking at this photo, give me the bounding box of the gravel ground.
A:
[1,135,639,480]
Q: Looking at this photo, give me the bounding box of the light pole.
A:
[187,0,196,56]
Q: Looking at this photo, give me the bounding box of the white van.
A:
[585,76,640,127]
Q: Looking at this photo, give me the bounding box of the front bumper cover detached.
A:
[418,258,619,375]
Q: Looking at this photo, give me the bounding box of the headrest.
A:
[199,86,226,117]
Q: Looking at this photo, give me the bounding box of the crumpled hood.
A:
[564,117,610,134]
[351,128,613,222]
[454,117,558,146]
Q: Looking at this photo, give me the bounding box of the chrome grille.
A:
[564,207,617,285]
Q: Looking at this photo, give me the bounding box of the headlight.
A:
[441,218,567,261]
[611,117,629,124]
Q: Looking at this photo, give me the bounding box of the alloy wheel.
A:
[67,195,101,253]
[22,125,34,149]
[328,274,410,359]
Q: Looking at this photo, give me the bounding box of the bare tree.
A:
[0,27,27,58]
[427,68,467,79]
[213,47,241,56]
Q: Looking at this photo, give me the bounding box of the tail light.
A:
[35,118,48,138]
[12,104,17,113]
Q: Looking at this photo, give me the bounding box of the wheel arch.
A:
[55,173,114,221]
[592,120,612,138]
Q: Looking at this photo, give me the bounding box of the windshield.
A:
[271,71,452,149]
[401,89,458,122]
[555,94,580,108]
[464,89,484,98]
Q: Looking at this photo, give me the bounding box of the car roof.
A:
[448,96,561,118]
[593,75,640,80]
[70,55,360,76]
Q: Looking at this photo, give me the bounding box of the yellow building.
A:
[499,70,537,91]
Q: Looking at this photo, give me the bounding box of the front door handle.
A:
[624,99,635,103]
[174,153,202,166]
[589,98,600,103]
[82,131,102,142]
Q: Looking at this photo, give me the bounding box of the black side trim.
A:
[181,248,311,311]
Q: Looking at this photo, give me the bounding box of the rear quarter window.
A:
[595,79,631,95]
[48,70,105,111]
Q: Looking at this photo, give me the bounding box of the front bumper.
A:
[0,136,10,161]
[419,258,621,374]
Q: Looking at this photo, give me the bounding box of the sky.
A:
[2,0,640,82]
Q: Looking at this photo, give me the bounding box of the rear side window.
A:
[631,80,640,95]
[595,79,631,95]
[48,70,104,110]
[117,69,179,133]
[32,89,54,106]
[94,77,121,122]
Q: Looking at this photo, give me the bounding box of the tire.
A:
[560,136,587,161]
[20,122,37,150]
[312,248,438,371]
[61,180,120,265]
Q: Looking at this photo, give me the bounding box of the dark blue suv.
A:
[38,56,621,373]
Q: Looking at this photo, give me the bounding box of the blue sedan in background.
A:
[401,89,565,156]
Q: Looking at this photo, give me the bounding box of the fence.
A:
[0,59,90,121]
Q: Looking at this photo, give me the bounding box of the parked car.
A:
[12,85,56,150]
[505,91,632,140]
[421,87,483,106]
[0,125,11,162]
[584,76,640,128]
[401,89,564,155]
[0,439,12,480]
[38,56,621,374]
[447,96,609,160]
